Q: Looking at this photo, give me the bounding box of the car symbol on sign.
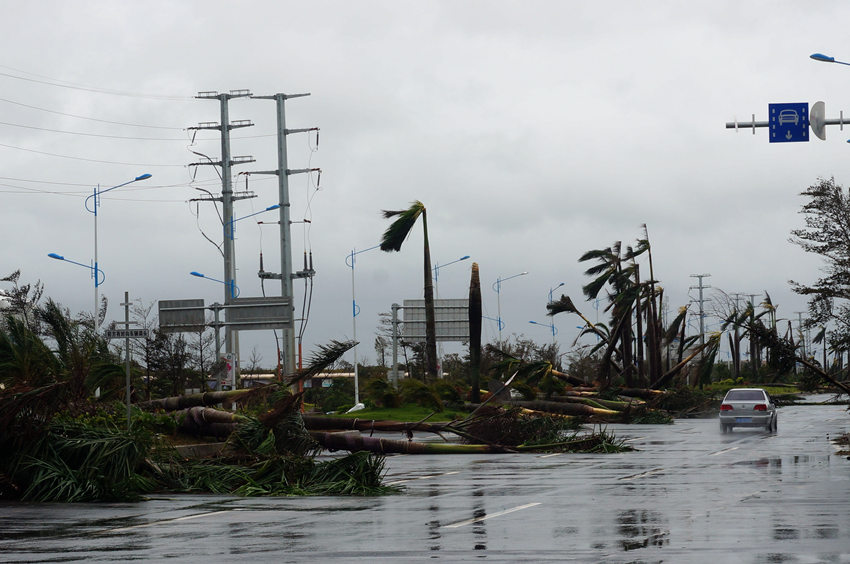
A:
[778,109,799,125]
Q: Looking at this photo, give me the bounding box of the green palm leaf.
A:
[379,201,424,252]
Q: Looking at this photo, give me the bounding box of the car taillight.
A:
[720,404,733,411]
[754,404,767,411]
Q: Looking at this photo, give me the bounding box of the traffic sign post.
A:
[768,102,809,143]
[726,101,848,141]
[104,328,148,340]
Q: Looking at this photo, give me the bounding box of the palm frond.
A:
[379,201,425,252]
[286,340,356,385]
[547,295,578,316]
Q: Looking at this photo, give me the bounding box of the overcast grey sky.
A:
[2,1,849,368]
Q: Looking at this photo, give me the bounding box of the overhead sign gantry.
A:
[726,101,846,141]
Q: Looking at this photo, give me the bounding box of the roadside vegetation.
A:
[4,179,850,502]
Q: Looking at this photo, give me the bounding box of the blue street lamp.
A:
[83,173,152,320]
[529,319,558,343]
[190,271,239,299]
[811,54,850,143]
[345,244,381,406]
[482,315,505,331]
[492,271,528,345]
[548,281,565,304]
[431,254,470,378]
[433,255,470,299]
[47,253,104,318]
[811,53,850,66]
[225,204,281,240]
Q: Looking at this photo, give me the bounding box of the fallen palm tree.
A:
[302,414,453,435]
[550,394,636,411]
[310,428,631,455]
[508,399,620,418]
[311,431,515,454]
[137,388,267,411]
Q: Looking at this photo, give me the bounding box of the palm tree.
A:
[468,262,482,403]
[380,201,438,381]
[37,299,120,403]
[0,315,57,388]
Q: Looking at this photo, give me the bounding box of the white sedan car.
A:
[719,388,777,433]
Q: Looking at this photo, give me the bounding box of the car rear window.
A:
[725,390,765,401]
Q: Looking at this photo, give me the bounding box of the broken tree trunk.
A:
[310,431,514,454]
[137,389,262,411]
[173,406,246,438]
[508,399,620,418]
[302,415,453,434]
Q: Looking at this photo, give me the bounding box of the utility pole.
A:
[746,293,760,378]
[689,274,711,356]
[795,311,807,359]
[730,292,746,379]
[391,303,401,386]
[252,92,319,377]
[190,90,255,362]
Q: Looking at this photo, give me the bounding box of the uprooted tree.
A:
[547,225,716,390]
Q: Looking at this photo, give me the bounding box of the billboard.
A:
[402,298,469,342]
[158,299,206,333]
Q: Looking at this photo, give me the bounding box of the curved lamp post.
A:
[433,255,470,299]
[83,173,151,321]
[225,204,281,241]
[345,244,381,406]
[47,253,104,318]
[431,254,470,377]
[529,319,558,343]
[482,315,505,331]
[492,271,528,345]
[190,271,240,299]
[548,281,565,304]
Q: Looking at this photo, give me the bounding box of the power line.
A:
[0,96,183,130]
[0,141,185,167]
[0,174,270,192]
[0,119,201,141]
[0,68,191,101]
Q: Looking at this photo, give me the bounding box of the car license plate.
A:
[735,417,751,423]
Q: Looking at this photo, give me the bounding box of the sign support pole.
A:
[122,291,131,428]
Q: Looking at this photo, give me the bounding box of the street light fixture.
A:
[431,254,470,378]
[548,281,565,304]
[529,319,558,342]
[810,53,850,66]
[83,173,152,322]
[543,281,566,342]
[345,244,381,407]
[810,53,850,144]
[225,204,281,241]
[492,271,528,345]
[47,253,104,318]
[433,255,471,299]
[482,315,505,331]
[190,271,240,299]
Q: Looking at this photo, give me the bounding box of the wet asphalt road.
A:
[1,395,849,563]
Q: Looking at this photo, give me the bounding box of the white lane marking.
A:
[103,510,232,533]
[618,467,664,481]
[444,502,542,529]
[710,446,739,457]
[387,470,459,486]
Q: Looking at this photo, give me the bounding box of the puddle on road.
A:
[616,509,670,551]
